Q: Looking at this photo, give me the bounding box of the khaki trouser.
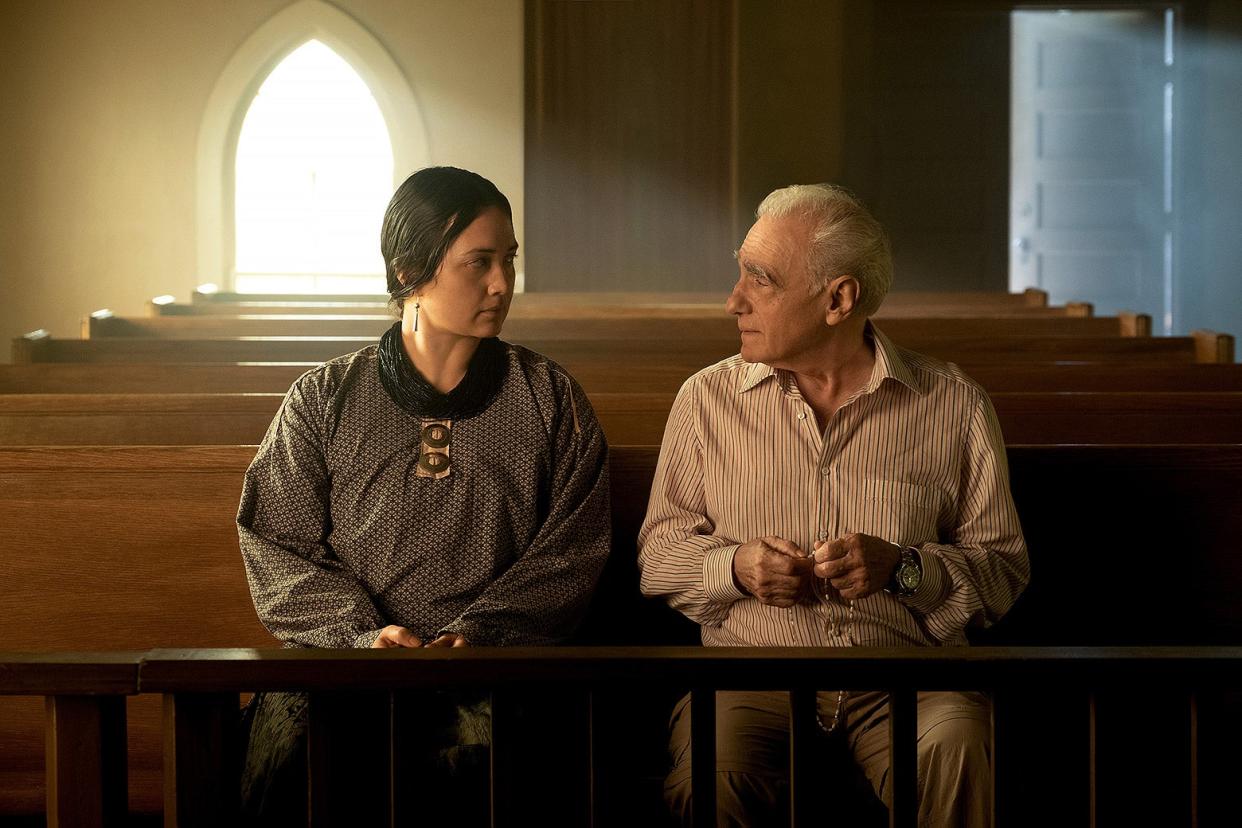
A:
[665,690,992,828]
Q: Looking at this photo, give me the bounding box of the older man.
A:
[638,184,1029,826]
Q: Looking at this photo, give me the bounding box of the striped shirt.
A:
[637,323,1029,648]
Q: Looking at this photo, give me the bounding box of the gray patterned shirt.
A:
[238,343,611,648]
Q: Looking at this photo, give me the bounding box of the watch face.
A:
[898,565,922,591]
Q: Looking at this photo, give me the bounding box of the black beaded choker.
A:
[376,322,508,420]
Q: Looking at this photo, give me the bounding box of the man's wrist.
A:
[885,544,923,597]
[705,545,747,603]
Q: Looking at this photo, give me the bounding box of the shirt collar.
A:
[735,320,923,396]
[737,360,778,394]
[864,320,923,396]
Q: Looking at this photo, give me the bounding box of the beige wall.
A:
[0,0,524,361]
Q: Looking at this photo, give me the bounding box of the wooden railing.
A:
[4,647,1240,828]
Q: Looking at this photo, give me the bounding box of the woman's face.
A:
[415,207,518,339]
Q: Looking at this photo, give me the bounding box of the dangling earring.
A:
[413,301,420,332]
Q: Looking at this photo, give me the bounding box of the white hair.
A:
[756,183,893,317]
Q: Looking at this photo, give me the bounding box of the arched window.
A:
[233,40,392,294]
[196,0,428,294]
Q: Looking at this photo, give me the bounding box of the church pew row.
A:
[1,444,1240,822]
[86,310,1150,339]
[15,331,1236,365]
[0,391,1240,446]
[155,300,1097,320]
[186,287,1055,309]
[5,360,1242,396]
[152,293,1095,321]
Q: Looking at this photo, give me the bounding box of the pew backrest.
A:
[6,361,1242,396]
[87,312,1149,340]
[186,288,1052,309]
[16,332,1232,365]
[2,443,1242,814]
[2,391,1242,447]
[2,444,1239,651]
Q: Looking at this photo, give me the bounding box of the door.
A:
[1011,9,1175,329]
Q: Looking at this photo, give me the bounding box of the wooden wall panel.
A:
[525,0,736,291]
[525,1,1014,294]
[734,0,846,241]
[843,1,1012,292]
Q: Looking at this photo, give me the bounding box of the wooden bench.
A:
[155,299,1096,320]
[2,444,1241,821]
[16,331,1235,365]
[184,288,1054,310]
[87,311,1150,339]
[0,362,321,394]
[2,391,1241,447]
[153,288,1089,321]
[6,360,1242,396]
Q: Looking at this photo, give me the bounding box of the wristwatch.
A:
[888,546,923,597]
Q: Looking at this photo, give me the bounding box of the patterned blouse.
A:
[238,342,611,648]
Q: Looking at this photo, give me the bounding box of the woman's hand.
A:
[371,625,423,648]
[424,633,469,648]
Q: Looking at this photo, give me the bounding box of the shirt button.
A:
[821,466,830,476]
[797,412,807,420]
[817,530,828,541]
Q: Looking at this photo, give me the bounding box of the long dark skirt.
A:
[239,690,491,826]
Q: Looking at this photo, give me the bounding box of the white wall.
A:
[0,0,524,360]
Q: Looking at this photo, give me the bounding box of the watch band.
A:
[888,545,922,597]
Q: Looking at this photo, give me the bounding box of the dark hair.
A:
[380,167,513,309]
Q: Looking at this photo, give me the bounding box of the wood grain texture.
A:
[525,0,736,291]
[0,445,271,814]
[45,695,127,828]
[4,443,1242,818]
[1,390,1240,448]
[0,363,318,395]
[12,332,1213,365]
[160,289,1066,319]
[6,361,1242,397]
[841,1,1010,292]
[87,313,1145,340]
[0,393,283,446]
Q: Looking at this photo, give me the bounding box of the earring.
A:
[413,301,420,332]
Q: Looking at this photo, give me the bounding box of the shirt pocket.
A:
[837,477,943,547]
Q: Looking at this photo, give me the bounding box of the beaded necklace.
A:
[376,322,508,420]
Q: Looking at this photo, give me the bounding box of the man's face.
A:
[726,213,828,366]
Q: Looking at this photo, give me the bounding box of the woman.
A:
[237,167,611,822]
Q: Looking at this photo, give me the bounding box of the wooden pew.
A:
[0,362,321,394]
[6,360,1242,396]
[2,444,1242,820]
[186,287,1053,309]
[17,331,1234,365]
[1,391,1241,447]
[154,288,1086,320]
[0,446,269,816]
[86,311,1149,339]
[156,299,1095,320]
